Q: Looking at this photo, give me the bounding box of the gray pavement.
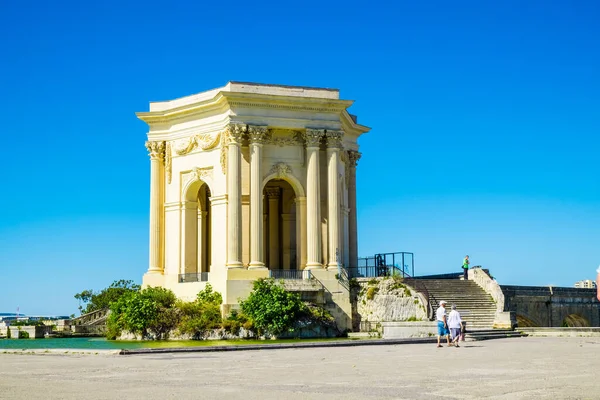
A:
[1,337,599,399]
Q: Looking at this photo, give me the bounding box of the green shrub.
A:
[18,330,29,339]
[106,287,178,340]
[240,278,306,336]
[366,286,379,300]
[389,275,405,291]
[368,278,378,286]
[176,284,223,338]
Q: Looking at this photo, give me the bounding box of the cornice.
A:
[137,91,355,127]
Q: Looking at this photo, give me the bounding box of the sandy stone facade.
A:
[137,82,369,313]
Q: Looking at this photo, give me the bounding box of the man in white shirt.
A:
[447,304,463,348]
[436,300,451,348]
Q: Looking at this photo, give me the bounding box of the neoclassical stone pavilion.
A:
[137,82,369,317]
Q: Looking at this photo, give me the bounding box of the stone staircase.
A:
[282,280,326,305]
[409,278,497,330]
[465,329,528,340]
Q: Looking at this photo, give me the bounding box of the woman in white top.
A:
[447,304,463,348]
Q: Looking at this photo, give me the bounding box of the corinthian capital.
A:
[347,150,362,167]
[226,123,247,144]
[325,130,344,148]
[304,128,324,148]
[145,141,166,161]
[248,125,269,144]
[265,187,281,199]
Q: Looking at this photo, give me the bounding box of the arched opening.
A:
[516,314,540,328]
[562,314,590,327]
[197,184,212,275]
[263,179,298,271]
[181,179,212,282]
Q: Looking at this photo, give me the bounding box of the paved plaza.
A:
[1,337,599,399]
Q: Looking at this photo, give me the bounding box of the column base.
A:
[226,262,244,269]
[248,262,267,270]
[147,267,163,274]
[304,263,323,270]
[327,264,340,271]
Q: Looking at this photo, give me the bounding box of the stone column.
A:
[248,125,268,269]
[295,197,307,269]
[181,201,198,274]
[326,130,343,270]
[197,210,207,273]
[266,187,280,269]
[342,207,350,268]
[304,129,324,269]
[145,140,165,274]
[281,213,293,270]
[348,151,361,268]
[226,124,246,269]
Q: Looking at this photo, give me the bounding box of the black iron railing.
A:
[178,272,210,283]
[352,252,414,278]
[269,269,304,280]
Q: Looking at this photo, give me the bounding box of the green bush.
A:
[18,330,29,339]
[366,286,379,300]
[222,310,254,334]
[240,278,306,336]
[106,287,178,340]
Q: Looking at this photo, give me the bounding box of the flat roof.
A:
[149,81,341,112]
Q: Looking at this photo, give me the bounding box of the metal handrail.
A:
[178,272,209,283]
[404,277,436,320]
[269,269,304,280]
[337,264,350,291]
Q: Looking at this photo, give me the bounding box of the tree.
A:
[74,280,140,314]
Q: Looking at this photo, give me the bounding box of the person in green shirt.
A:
[462,255,469,280]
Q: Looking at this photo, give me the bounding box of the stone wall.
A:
[352,277,428,332]
[501,285,600,327]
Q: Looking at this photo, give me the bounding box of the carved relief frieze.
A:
[196,132,221,150]
[173,136,197,155]
[268,162,293,179]
[303,129,324,147]
[165,143,172,184]
[193,167,213,181]
[266,129,302,147]
[172,132,221,156]
[181,167,213,194]
[219,128,229,175]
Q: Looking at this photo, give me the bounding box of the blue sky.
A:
[1,1,598,315]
